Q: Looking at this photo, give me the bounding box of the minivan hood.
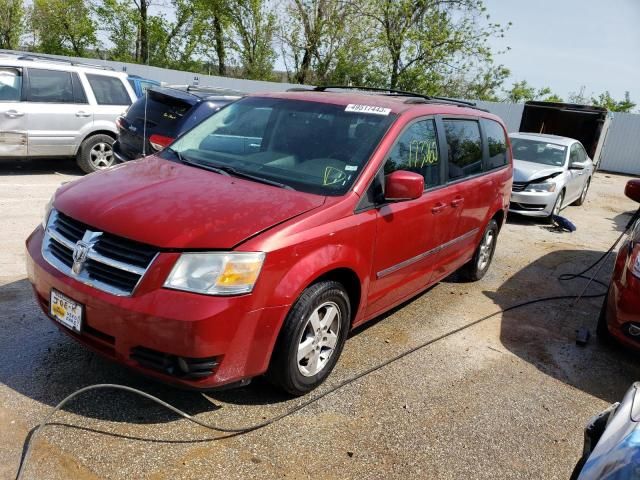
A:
[54,156,326,249]
[513,159,564,183]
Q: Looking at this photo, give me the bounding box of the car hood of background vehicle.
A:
[513,159,564,183]
[54,157,326,249]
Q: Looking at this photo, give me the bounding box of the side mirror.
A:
[384,170,424,201]
[625,179,640,203]
[569,160,588,170]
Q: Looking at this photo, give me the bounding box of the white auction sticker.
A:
[345,165,358,171]
[546,144,564,150]
[345,104,391,116]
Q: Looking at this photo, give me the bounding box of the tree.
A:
[227,0,277,80]
[591,91,636,113]
[94,0,139,62]
[504,80,562,103]
[30,0,96,56]
[349,0,509,92]
[0,0,24,49]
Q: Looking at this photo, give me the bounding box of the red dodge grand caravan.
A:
[26,87,512,395]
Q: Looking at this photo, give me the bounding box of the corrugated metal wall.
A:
[598,112,640,175]
[474,100,524,133]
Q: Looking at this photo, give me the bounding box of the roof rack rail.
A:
[2,51,115,71]
[311,85,478,108]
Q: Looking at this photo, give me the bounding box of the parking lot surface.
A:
[1,159,640,480]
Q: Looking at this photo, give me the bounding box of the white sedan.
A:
[508,132,593,220]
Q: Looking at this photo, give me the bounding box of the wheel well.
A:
[76,130,116,155]
[312,268,361,324]
[492,209,505,231]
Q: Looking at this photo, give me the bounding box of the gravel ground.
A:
[1,158,639,480]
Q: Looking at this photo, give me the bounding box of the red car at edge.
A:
[25,88,512,395]
[599,179,640,349]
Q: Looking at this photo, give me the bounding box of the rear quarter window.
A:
[482,119,508,170]
[86,74,131,106]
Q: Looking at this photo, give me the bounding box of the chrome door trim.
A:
[376,228,479,279]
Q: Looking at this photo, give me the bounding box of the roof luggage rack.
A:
[0,50,115,71]
[288,85,483,110]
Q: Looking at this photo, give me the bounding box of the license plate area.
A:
[50,289,83,333]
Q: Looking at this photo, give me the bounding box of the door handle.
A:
[5,109,24,118]
[451,197,464,208]
[431,202,447,214]
[76,111,92,117]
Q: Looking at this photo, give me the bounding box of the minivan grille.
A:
[41,209,158,296]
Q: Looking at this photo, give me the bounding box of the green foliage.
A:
[504,80,563,103]
[0,0,24,49]
[591,91,636,113]
[31,0,96,56]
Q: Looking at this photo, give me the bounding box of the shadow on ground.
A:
[0,158,82,176]
[486,249,640,403]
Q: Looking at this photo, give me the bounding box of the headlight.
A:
[42,194,54,229]
[524,182,556,193]
[164,252,265,295]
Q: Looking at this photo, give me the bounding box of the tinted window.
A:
[483,119,508,170]
[125,90,194,134]
[28,69,74,103]
[0,67,22,101]
[385,119,440,189]
[168,97,396,195]
[569,144,580,163]
[86,74,131,105]
[443,119,483,180]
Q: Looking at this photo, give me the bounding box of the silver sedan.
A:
[509,133,593,220]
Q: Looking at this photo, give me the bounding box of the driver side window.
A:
[570,144,580,164]
[384,119,440,189]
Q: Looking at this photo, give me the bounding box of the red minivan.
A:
[25,88,512,395]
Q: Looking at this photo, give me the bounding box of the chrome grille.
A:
[41,209,158,296]
[512,181,527,192]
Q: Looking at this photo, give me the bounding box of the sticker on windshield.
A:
[546,144,564,150]
[345,165,358,171]
[345,104,391,116]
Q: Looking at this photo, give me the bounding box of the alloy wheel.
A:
[90,142,114,169]
[477,229,495,271]
[296,301,341,377]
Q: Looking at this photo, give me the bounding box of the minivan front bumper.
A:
[25,226,289,390]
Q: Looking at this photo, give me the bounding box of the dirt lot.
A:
[1,158,639,480]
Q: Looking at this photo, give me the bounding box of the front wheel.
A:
[459,219,499,281]
[267,281,350,396]
[546,190,565,224]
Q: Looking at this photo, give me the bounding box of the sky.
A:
[483,0,640,101]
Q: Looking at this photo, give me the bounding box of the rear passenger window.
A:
[86,74,131,105]
[482,119,508,170]
[27,69,74,103]
[443,119,483,180]
[0,67,22,101]
[385,119,440,189]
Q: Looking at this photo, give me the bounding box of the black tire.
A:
[546,190,565,224]
[573,178,591,206]
[459,219,499,282]
[597,289,613,345]
[76,134,116,174]
[267,281,350,396]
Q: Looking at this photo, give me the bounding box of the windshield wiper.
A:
[212,165,295,190]
[168,149,231,176]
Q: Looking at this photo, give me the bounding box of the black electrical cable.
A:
[17,212,639,480]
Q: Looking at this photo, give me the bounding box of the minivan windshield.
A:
[510,138,567,167]
[165,96,396,195]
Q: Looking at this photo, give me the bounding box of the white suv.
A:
[0,52,136,173]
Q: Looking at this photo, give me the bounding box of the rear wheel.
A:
[267,281,350,396]
[459,219,499,282]
[573,178,591,206]
[77,134,115,173]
